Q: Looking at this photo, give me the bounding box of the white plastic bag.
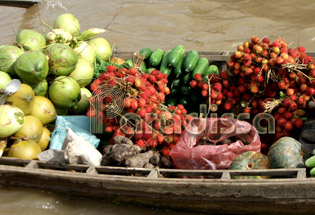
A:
[64,128,102,166]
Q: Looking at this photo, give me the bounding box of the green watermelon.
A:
[229,151,270,179]
[268,137,304,169]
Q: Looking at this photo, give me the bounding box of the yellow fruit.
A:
[8,140,42,160]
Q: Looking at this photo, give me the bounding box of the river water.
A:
[0,0,315,214]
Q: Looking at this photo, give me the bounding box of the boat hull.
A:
[0,157,314,215]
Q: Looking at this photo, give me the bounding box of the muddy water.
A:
[0,0,315,214]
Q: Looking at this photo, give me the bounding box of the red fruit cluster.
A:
[190,36,315,152]
[88,65,190,157]
[189,73,224,107]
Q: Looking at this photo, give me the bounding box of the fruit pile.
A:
[0,13,112,159]
[123,45,219,112]
[89,65,190,156]
[189,36,315,152]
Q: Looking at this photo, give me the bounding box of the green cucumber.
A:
[161,67,172,77]
[124,58,134,69]
[183,50,199,72]
[192,57,209,77]
[171,88,179,95]
[310,167,315,177]
[139,48,152,60]
[179,97,189,106]
[181,85,190,95]
[173,55,185,78]
[159,50,172,76]
[167,98,177,106]
[204,64,219,76]
[141,61,147,73]
[167,45,185,67]
[305,155,315,168]
[182,72,190,84]
[171,78,181,88]
[149,48,164,67]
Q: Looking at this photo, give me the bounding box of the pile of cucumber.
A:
[125,45,219,112]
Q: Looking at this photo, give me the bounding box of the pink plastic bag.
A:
[170,118,261,170]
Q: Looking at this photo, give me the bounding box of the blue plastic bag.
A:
[49,116,100,150]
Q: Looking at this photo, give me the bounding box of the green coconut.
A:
[14,51,49,84]
[69,59,94,87]
[45,28,73,45]
[48,76,81,109]
[5,83,35,115]
[16,29,46,51]
[54,13,80,36]
[88,37,112,62]
[0,71,11,90]
[73,41,95,65]
[13,115,43,142]
[0,45,24,76]
[0,104,24,138]
[45,43,78,76]
[25,79,48,96]
[30,96,57,125]
[70,87,92,114]
[8,140,42,160]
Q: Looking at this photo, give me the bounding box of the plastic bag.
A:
[170,118,261,170]
[49,116,100,150]
[64,128,102,166]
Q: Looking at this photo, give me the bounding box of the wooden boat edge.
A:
[0,157,315,214]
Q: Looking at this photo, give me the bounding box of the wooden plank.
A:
[1,164,315,215]
[0,0,40,8]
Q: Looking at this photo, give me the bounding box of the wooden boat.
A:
[0,156,314,215]
[0,0,40,8]
[1,51,315,215]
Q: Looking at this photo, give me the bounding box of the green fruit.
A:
[8,140,42,160]
[183,50,199,72]
[0,71,11,90]
[139,48,152,60]
[73,41,96,65]
[45,43,78,76]
[229,151,270,179]
[192,57,209,77]
[26,79,48,96]
[167,45,185,67]
[88,37,112,62]
[0,45,24,76]
[45,28,73,45]
[69,59,94,87]
[124,58,134,69]
[149,49,164,67]
[14,115,43,142]
[54,13,80,36]
[14,51,48,84]
[0,104,24,138]
[70,87,92,114]
[159,50,171,76]
[268,137,304,168]
[16,29,46,51]
[305,155,315,168]
[5,84,35,115]
[30,96,57,125]
[205,64,219,76]
[173,55,185,78]
[48,76,81,109]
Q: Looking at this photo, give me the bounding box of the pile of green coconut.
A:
[0,13,112,159]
